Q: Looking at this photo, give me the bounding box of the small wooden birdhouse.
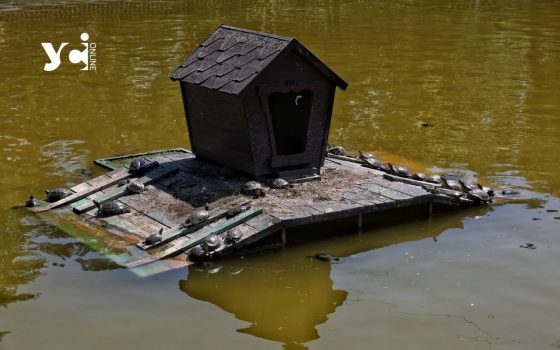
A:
[170,25,347,179]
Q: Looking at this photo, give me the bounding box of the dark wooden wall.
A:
[243,50,336,176]
[182,83,255,174]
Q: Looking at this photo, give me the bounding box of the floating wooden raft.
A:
[34,148,479,275]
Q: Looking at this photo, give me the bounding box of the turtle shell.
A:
[413,173,426,181]
[271,178,290,189]
[126,180,145,194]
[226,205,250,218]
[129,159,147,173]
[203,234,221,251]
[144,232,162,245]
[379,163,392,173]
[98,200,130,215]
[188,246,206,262]
[358,151,377,161]
[442,178,463,191]
[25,196,41,208]
[242,181,265,197]
[394,165,412,178]
[426,174,442,184]
[468,188,490,203]
[46,188,73,203]
[328,146,347,156]
[189,208,209,225]
[225,229,243,243]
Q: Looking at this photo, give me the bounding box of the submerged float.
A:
[26,25,497,275]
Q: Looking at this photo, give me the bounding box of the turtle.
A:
[466,188,490,204]
[117,178,129,187]
[389,163,412,178]
[225,228,243,244]
[128,159,148,173]
[460,180,479,192]
[226,204,251,218]
[378,163,393,173]
[441,174,463,191]
[477,184,495,197]
[25,195,41,208]
[327,145,347,157]
[202,234,221,252]
[432,188,464,198]
[270,178,291,189]
[185,206,209,226]
[187,246,207,262]
[126,180,145,194]
[144,228,163,246]
[45,188,73,203]
[242,181,265,198]
[307,253,340,262]
[413,173,427,181]
[94,200,131,216]
[425,174,442,184]
[358,151,381,169]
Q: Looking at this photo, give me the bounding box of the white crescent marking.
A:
[295,95,302,106]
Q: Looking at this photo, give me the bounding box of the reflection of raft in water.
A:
[28,148,490,276]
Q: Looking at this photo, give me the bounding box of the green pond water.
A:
[1,1,560,349]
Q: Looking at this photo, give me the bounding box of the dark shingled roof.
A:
[170,25,348,94]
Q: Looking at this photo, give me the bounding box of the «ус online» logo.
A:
[42,33,97,71]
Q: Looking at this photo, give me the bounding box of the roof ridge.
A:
[219,24,293,42]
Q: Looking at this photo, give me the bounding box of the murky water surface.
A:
[1,1,560,349]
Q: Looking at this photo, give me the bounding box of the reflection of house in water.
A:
[178,205,489,348]
[180,259,347,348]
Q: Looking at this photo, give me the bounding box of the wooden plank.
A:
[357,183,412,201]
[125,207,263,268]
[137,198,251,250]
[305,199,364,221]
[341,188,397,211]
[97,214,150,240]
[72,165,179,214]
[383,173,440,189]
[326,153,362,163]
[31,167,131,213]
[371,176,432,198]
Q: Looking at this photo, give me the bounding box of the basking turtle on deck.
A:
[225,228,243,243]
[269,178,292,189]
[203,234,222,252]
[466,188,490,204]
[226,204,251,218]
[425,174,442,184]
[94,200,131,216]
[128,159,148,173]
[413,173,427,181]
[126,180,145,194]
[144,228,163,245]
[184,206,210,226]
[242,181,266,198]
[45,188,73,203]
[358,151,381,169]
[187,246,207,262]
[388,163,412,178]
[327,145,347,157]
[441,174,463,191]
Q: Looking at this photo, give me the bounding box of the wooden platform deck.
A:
[33,148,479,276]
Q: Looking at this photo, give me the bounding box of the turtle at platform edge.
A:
[128,159,148,173]
[242,181,266,198]
[45,188,73,203]
[94,200,131,216]
[308,253,340,262]
[327,145,347,156]
[144,228,163,245]
[358,151,381,169]
[25,195,41,208]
